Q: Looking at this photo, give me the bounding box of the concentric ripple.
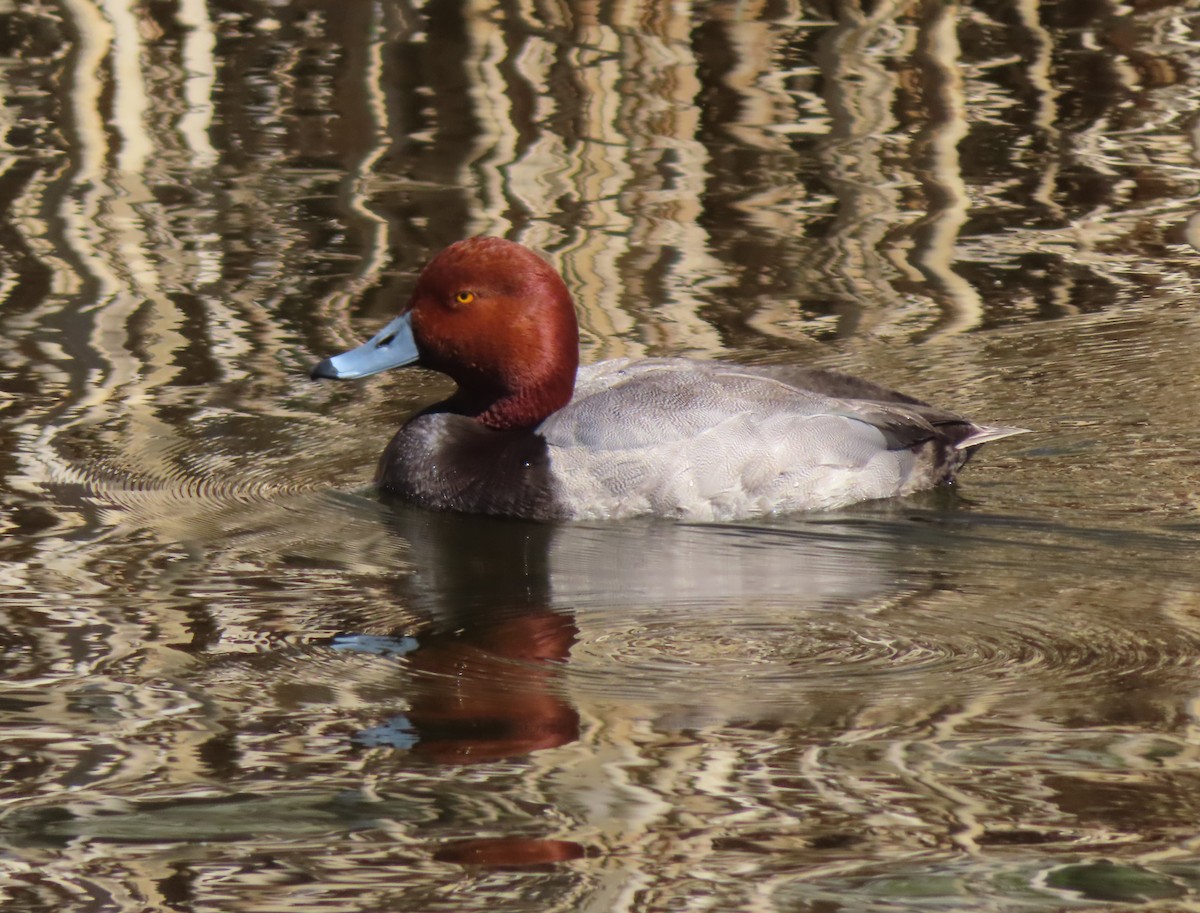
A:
[565,584,1200,714]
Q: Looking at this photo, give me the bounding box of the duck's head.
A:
[311,237,580,429]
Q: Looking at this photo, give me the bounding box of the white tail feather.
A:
[955,425,1032,451]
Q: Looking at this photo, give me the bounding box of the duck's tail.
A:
[954,424,1032,451]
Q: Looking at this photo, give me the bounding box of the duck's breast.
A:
[379,412,565,518]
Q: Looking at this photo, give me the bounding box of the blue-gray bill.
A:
[310,312,420,380]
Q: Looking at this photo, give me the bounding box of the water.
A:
[3,0,1200,909]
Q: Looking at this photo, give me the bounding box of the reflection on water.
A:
[3,0,1200,910]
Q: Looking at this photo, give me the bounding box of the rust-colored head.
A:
[406,238,579,429]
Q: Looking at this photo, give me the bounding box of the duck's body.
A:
[312,238,1027,521]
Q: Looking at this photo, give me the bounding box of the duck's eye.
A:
[454,291,475,305]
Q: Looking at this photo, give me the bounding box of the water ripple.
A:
[565,591,1200,710]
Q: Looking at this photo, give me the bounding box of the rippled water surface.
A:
[4,1,1200,910]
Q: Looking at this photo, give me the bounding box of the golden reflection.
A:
[4,0,1200,909]
[810,0,910,340]
[103,0,153,174]
[176,0,218,169]
[910,0,983,337]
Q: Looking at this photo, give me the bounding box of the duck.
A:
[310,237,1027,521]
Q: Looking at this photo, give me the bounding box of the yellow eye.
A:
[454,291,475,305]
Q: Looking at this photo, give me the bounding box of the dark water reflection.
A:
[4,0,1200,910]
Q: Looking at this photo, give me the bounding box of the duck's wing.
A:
[819,396,1030,452]
[535,359,1027,520]
[736,364,933,407]
[543,359,850,451]
[739,363,1029,451]
[549,359,1018,453]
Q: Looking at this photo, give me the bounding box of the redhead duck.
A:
[311,237,1027,521]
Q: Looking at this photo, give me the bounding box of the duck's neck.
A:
[447,378,574,431]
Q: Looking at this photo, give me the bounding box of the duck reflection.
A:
[340,500,911,765]
[339,505,579,763]
[350,610,579,763]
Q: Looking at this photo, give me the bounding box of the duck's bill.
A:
[310,313,419,380]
